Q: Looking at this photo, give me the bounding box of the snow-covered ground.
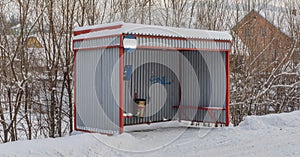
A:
[1,111,300,157]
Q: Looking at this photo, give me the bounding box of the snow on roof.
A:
[74,21,232,41]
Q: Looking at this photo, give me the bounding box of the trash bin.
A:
[135,98,146,117]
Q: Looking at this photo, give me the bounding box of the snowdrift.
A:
[0,111,300,157]
[239,111,300,130]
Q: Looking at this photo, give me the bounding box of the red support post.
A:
[73,30,78,131]
[74,52,77,131]
[225,43,231,126]
[119,34,124,133]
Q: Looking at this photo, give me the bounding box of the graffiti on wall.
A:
[149,76,172,85]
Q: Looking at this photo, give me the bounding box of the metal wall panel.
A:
[181,51,227,123]
[124,37,229,125]
[74,36,120,50]
[75,34,229,129]
[137,37,230,51]
[76,48,120,134]
[123,48,227,125]
[123,49,180,125]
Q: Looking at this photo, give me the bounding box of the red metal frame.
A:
[73,34,121,42]
[73,29,78,132]
[74,45,230,53]
[73,45,119,51]
[174,105,227,124]
[73,32,124,135]
[75,128,113,136]
[74,24,122,36]
[73,23,232,134]
[173,106,226,110]
[207,110,217,122]
[175,107,226,125]
[74,31,230,44]
[133,34,231,43]
[123,119,172,126]
[74,33,231,51]
[137,46,230,52]
[73,49,77,131]
[119,34,124,133]
[225,42,232,126]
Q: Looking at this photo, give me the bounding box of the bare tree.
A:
[230,1,300,125]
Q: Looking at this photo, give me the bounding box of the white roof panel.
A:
[74,21,232,41]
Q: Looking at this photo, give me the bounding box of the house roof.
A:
[73,21,232,41]
[232,10,293,39]
[26,36,43,49]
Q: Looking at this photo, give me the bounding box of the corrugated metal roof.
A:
[74,21,232,41]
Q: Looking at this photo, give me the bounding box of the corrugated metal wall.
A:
[123,49,180,125]
[73,36,120,50]
[137,37,231,51]
[75,33,229,131]
[76,48,120,134]
[181,51,227,123]
[123,48,227,125]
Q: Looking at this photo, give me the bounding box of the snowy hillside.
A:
[1,111,300,157]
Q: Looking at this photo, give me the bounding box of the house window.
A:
[244,28,248,36]
[261,27,267,37]
[271,50,277,60]
[244,21,253,38]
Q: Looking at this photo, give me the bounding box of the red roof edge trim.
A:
[74,24,123,36]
